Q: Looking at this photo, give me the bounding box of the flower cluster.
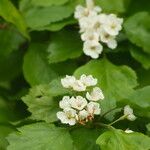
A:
[74,0,123,59]
[57,74,104,125]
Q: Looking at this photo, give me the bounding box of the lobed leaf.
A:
[7,123,74,150]
[48,29,82,63]
[96,129,150,150]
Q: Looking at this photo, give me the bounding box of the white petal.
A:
[59,96,71,109]
[80,74,97,86]
[72,80,86,91]
[79,109,89,120]
[86,87,104,101]
[61,75,76,88]
[127,114,136,121]
[125,129,134,133]
[70,96,88,110]
[87,102,101,115]
[107,39,117,49]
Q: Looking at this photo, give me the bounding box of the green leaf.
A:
[96,129,150,150]
[0,0,29,38]
[124,12,150,53]
[71,128,101,150]
[7,123,74,150]
[0,26,25,57]
[130,46,150,69]
[37,17,76,31]
[48,78,70,96]
[96,0,130,13]
[22,4,73,30]
[22,84,59,123]
[23,44,58,86]
[74,58,138,117]
[118,86,150,118]
[0,125,15,150]
[48,29,82,63]
[31,0,69,7]
[0,50,23,81]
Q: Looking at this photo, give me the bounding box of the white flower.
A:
[78,109,89,120]
[124,105,136,121]
[72,80,86,91]
[83,41,103,59]
[80,74,97,87]
[59,96,71,109]
[70,96,88,110]
[125,129,134,133]
[91,14,107,32]
[103,14,123,36]
[79,15,95,32]
[81,29,99,43]
[57,108,77,126]
[87,102,101,115]
[86,87,104,101]
[61,75,76,88]
[100,31,117,49]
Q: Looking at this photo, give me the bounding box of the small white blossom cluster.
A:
[74,0,123,59]
[57,74,104,126]
[124,105,136,121]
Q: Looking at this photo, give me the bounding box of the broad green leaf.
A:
[22,84,59,123]
[7,123,74,150]
[0,50,23,81]
[37,17,76,31]
[22,4,73,30]
[124,12,150,53]
[71,128,101,150]
[0,26,25,57]
[74,58,138,116]
[130,46,150,69]
[96,0,130,13]
[0,97,13,122]
[23,44,58,86]
[0,0,29,38]
[31,0,69,7]
[137,68,150,88]
[48,29,82,63]
[118,86,150,118]
[96,129,150,150]
[0,125,15,150]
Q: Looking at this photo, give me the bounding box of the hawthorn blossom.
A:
[72,80,86,91]
[124,105,136,121]
[103,14,123,36]
[87,102,101,115]
[78,109,89,121]
[74,0,123,58]
[59,96,71,109]
[61,75,76,88]
[58,74,104,125]
[86,87,104,101]
[83,41,103,59]
[57,108,77,126]
[80,74,97,87]
[70,96,88,110]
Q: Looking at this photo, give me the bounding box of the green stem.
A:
[100,107,119,119]
[108,115,127,126]
[94,123,114,130]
